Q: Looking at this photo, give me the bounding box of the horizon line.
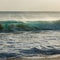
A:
[0,11,60,13]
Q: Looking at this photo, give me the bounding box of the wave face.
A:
[0,20,60,32]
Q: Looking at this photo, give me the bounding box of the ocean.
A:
[0,12,60,58]
[0,12,60,21]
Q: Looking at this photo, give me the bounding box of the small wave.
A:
[1,47,60,58]
[20,47,60,56]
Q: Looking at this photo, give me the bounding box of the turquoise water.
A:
[0,12,60,32]
[0,20,60,32]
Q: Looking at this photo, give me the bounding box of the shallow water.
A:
[0,30,60,57]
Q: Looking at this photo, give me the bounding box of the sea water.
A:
[0,12,60,21]
[0,31,60,57]
[0,12,60,58]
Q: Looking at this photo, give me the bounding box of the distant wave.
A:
[0,20,60,32]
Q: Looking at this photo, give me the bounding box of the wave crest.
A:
[0,20,60,32]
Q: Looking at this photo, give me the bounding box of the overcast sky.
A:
[0,0,60,11]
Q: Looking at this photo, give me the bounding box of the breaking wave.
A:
[0,20,60,32]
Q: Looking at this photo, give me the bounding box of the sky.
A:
[0,0,60,11]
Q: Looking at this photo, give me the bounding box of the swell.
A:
[0,20,60,32]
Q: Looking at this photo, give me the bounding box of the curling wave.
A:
[0,20,60,32]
